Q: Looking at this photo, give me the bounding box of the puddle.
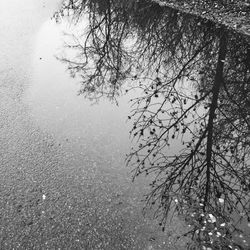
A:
[26,19,131,143]
[22,17,186,250]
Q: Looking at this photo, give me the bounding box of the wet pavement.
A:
[0,1,185,249]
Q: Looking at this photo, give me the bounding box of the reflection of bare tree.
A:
[55,0,250,248]
[127,25,250,249]
[55,0,135,103]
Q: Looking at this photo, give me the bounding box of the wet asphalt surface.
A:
[0,1,186,249]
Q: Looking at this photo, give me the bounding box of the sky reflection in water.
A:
[27,1,250,248]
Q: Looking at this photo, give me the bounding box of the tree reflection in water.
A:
[55,0,250,249]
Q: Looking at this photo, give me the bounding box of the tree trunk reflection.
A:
[55,1,250,248]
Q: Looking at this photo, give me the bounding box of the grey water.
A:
[1,0,250,249]
[0,1,185,249]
